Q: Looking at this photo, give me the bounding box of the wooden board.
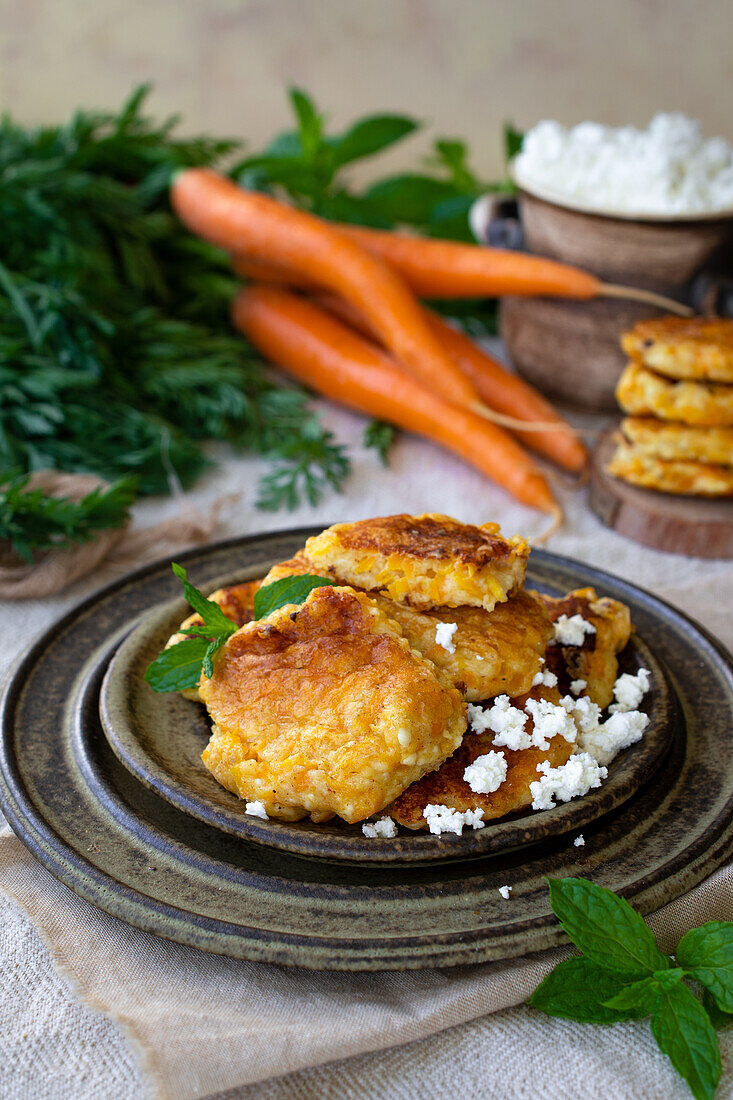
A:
[590,425,733,559]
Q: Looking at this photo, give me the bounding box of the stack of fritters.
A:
[609,317,733,496]
[170,514,632,829]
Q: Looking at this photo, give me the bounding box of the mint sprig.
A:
[144,563,333,692]
[530,878,733,1099]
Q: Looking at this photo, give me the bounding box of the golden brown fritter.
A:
[199,585,467,823]
[263,553,552,701]
[619,418,733,467]
[167,579,262,701]
[607,438,733,497]
[622,317,733,383]
[390,685,573,829]
[303,514,530,611]
[616,361,733,427]
[536,587,631,708]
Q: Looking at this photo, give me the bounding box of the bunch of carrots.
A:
[170,169,685,527]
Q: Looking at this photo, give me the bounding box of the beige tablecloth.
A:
[2,389,733,1100]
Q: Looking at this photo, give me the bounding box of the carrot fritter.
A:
[622,316,733,383]
[616,361,733,427]
[607,438,733,497]
[263,553,552,700]
[619,418,733,467]
[198,585,467,823]
[390,685,573,829]
[536,587,631,708]
[302,514,529,611]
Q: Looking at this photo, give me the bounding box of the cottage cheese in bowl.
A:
[512,113,733,219]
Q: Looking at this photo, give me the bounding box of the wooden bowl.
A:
[493,187,733,410]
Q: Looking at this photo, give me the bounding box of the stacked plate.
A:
[2,527,733,971]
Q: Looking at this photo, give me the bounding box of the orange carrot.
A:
[330,224,602,300]
[232,285,558,515]
[171,169,478,408]
[302,291,586,474]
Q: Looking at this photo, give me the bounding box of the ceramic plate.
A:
[1,529,733,969]
[99,554,673,863]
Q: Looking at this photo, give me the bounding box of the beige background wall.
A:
[1,0,731,179]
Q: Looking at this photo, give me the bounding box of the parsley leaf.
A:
[363,420,397,465]
[651,982,721,1100]
[253,574,334,619]
[547,877,671,976]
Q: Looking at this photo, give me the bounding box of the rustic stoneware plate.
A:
[98,554,672,864]
[1,529,733,970]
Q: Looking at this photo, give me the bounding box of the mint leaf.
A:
[332,115,418,168]
[363,174,460,223]
[503,122,524,162]
[144,637,211,693]
[529,957,648,1023]
[547,878,671,976]
[171,562,238,639]
[288,87,322,161]
[703,988,733,1030]
[603,976,661,1015]
[677,921,733,1013]
[651,982,721,1100]
[253,574,334,620]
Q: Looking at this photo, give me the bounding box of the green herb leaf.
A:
[677,922,733,1013]
[288,87,323,162]
[363,419,397,465]
[143,637,212,693]
[547,878,671,976]
[363,174,460,224]
[503,122,524,163]
[651,981,721,1100]
[703,988,733,1030]
[529,957,649,1023]
[602,976,660,1015]
[170,562,238,639]
[253,574,334,620]
[331,114,418,168]
[0,472,136,562]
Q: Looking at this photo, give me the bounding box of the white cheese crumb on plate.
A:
[463,750,507,794]
[609,668,651,713]
[574,834,585,847]
[570,679,587,695]
[245,800,269,819]
[362,815,398,839]
[498,885,512,900]
[530,752,608,811]
[423,804,485,836]
[552,614,597,647]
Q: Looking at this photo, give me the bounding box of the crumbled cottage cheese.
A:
[530,753,608,811]
[524,696,578,751]
[577,710,650,769]
[435,621,458,654]
[423,804,485,835]
[513,113,733,216]
[463,750,507,794]
[531,658,558,689]
[498,885,512,900]
[469,695,530,749]
[552,614,597,647]
[245,800,269,819]
[561,694,603,735]
[574,835,585,847]
[570,679,587,696]
[362,815,398,839]
[609,668,651,713]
